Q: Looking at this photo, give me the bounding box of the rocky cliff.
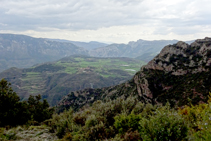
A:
[57,37,211,112]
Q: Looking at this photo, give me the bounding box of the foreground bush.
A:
[114,113,141,135]
[42,93,211,140]
[179,94,211,140]
[140,104,188,141]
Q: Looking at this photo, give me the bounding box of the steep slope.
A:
[0,55,145,106]
[0,34,88,72]
[89,39,178,61]
[58,37,211,112]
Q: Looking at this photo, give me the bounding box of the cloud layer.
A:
[0,0,211,43]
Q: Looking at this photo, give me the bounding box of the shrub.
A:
[178,94,211,140]
[124,130,141,141]
[63,132,72,140]
[139,104,188,141]
[114,113,141,135]
[47,108,77,138]
[85,115,98,128]
[73,112,86,126]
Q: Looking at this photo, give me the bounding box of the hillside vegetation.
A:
[2,92,211,140]
[0,55,145,106]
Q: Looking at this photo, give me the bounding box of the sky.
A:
[0,0,211,43]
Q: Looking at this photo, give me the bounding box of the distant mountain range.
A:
[89,39,180,61]
[48,39,108,50]
[0,33,193,73]
[0,34,88,72]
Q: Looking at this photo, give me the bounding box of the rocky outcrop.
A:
[144,38,211,75]
[57,37,211,112]
[1,126,58,141]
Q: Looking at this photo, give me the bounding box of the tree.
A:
[0,79,21,126]
[0,79,54,127]
[27,95,54,122]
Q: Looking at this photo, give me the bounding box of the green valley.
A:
[0,55,145,106]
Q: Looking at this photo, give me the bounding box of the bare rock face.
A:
[57,37,211,112]
[130,37,211,102]
[144,37,211,75]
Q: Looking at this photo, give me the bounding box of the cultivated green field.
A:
[54,56,145,77]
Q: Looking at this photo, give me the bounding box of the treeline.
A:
[0,79,54,127]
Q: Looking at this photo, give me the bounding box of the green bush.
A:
[85,115,98,128]
[114,113,141,135]
[124,130,141,141]
[178,97,211,140]
[139,104,188,141]
[62,132,72,140]
[47,109,76,138]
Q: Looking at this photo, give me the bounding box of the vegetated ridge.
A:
[0,55,145,106]
[57,37,211,112]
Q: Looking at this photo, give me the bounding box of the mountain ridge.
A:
[0,33,88,72]
[89,39,180,60]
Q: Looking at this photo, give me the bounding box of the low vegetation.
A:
[1,80,211,140]
[46,95,211,141]
[40,94,211,141]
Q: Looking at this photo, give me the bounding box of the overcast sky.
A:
[0,0,211,43]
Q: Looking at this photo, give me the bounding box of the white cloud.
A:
[0,0,211,43]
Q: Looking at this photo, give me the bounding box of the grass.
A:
[53,56,145,77]
[20,72,45,95]
[21,72,42,81]
[63,57,139,76]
